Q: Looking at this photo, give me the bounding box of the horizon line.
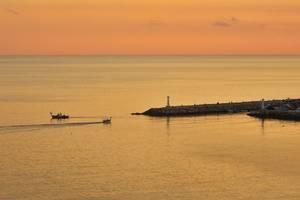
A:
[0,54,300,57]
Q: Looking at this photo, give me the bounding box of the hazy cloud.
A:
[231,17,239,22]
[4,8,19,15]
[213,21,231,27]
[213,17,239,28]
[143,20,167,28]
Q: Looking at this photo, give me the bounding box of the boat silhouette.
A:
[102,117,112,124]
[50,112,69,119]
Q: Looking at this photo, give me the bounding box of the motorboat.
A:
[50,112,69,119]
[102,117,112,124]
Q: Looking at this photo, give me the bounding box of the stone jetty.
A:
[133,98,300,117]
[248,110,300,121]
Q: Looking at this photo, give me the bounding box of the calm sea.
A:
[0,56,300,200]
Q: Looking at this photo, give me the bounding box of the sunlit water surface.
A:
[0,56,300,200]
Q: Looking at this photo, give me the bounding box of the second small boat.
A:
[102,117,112,124]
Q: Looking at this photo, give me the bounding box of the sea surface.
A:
[0,56,300,200]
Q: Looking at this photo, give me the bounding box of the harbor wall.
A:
[134,99,300,117]
[248,110,300,121]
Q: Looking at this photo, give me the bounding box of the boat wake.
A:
[0,121,103,134]
[70,116,104,119]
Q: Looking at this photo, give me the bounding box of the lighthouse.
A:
[167,96,170,107]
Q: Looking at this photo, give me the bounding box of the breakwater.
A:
[133,98,300,117]
[248,110,300,121]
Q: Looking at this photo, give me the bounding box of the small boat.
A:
[102,117,112,124]
[50,112,69,119]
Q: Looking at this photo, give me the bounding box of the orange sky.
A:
[1,0,300,55]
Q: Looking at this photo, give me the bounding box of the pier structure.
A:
[132,98,300,117]
[248,110,300,121]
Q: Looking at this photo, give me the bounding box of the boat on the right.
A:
[102,117,112,124]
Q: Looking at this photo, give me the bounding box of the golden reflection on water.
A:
[0,56,300,200]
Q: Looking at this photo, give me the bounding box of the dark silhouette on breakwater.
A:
[248,110,300,121]
[132,98,300,117]
[247,99,300,121]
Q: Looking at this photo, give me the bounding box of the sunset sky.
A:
[1,0,300,55]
